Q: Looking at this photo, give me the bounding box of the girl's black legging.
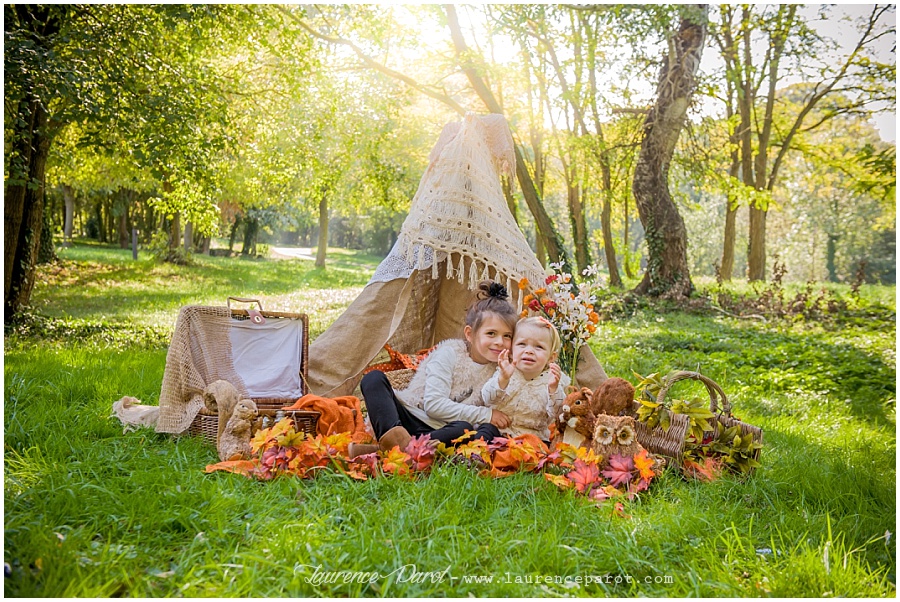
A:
[360,370,500,446]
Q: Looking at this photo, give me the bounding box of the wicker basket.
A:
[189,408,319,445]
[187,297,316,444]
[636,370,764,467]
[386,368,415,391]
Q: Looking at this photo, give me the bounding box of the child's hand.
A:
[490,409,511,429]
[497,349,516,389]
[548,362,562,394]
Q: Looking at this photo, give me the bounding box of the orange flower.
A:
[534,288,546,296]
[520,310,528,318]
[589,312,600,324]
[586,323,596,334]
[523,294,533,305]
[518,278,529,290]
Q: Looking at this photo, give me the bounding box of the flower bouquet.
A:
[518,262,603,383]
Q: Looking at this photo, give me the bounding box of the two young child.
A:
[354,281,565,457]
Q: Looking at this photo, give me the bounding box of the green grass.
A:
[5,243,896,596]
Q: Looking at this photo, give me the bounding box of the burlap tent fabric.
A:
[308,112,608,398]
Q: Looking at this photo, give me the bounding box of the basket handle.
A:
[656,370,732,417]
[227,297,264,311]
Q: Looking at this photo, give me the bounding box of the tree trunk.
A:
[241,218,258,256]
[62,184,75,246]
[170,212,181,251]
[502,176,518,224]
[719,155,740,280]
[229,215,241,253]
[600,188,622,286]
[623,193,634,279]
[118,210,128,249]
[826,233,838,282]
[316,194,328,268]
[747,205,766,281]
[184,221,193,254]
[4,99,52,319]
[567,180,591,274]
[631,6,707,298]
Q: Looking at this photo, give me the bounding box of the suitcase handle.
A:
[227,297,264,311]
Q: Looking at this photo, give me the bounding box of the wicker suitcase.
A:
[188,297,318,443]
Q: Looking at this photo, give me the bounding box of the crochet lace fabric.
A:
[371,112,545,301]
[155,305,251,434]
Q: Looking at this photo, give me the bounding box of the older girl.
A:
[349,281,517,456]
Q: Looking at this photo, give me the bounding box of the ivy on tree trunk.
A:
[632,5,707,298]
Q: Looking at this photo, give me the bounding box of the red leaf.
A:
[601,454,635,487]
[566,459,600,493]
[405,435,437,472]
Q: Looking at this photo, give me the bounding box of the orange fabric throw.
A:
[204,459,257,476]
[283,394,370,442]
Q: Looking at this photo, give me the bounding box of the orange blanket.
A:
[283,394,370,442]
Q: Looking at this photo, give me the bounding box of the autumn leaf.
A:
[455,438,490,463]
[612,501,631,519]
[566,459,600,494]
[682,456,722,482]
[250,427,275,454]
[276,429,307,449]
[601,455,635,487]
[381,447,412,476]
[588,486,611,502]
[452,429,478,444]
[574,446,603,466]
[545,473,572,490]
[344,468,369,481]
[325,432,352,454]
[535,450,562,471]
[633,449,655,481]
[405,435,437,472]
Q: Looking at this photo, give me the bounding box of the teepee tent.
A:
[308,113,607,397]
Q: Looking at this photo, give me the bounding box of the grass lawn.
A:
[4,242,896,597]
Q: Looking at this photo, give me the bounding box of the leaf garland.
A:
[206,419,661,506]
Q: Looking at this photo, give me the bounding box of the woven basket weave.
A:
[638,370,763,467]
[189,409,319,445]
[386,368,415,391]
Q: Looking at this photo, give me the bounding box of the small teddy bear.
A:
[217,398,258,461]
[591,377,635,417]
[553,387,596,449]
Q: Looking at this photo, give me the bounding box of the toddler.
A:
[477,316,568,441]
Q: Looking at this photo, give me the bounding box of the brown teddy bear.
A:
[217,398,258,461]
[591,377,635,417]
[553,387,596,450]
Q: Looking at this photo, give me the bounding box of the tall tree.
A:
[632,5,708,297]
[711,4,894,281]
[4,5,240,318]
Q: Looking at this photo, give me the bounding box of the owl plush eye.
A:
[616,424,635,446]
[595,425,614,445]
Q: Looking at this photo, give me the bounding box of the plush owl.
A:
[591,377,635,417]
[553,387,596,449]
[591,414,645,461]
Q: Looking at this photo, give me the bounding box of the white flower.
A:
[582,265,598,277]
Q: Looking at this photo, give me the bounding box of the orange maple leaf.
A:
[633,449,655,481]
[544,473,572,489]
[381,447,412,476]
[325,432,352,454]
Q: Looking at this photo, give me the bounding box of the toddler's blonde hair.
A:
[515,316,561,356]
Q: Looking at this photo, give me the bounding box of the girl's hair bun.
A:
[475,280,508,301]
